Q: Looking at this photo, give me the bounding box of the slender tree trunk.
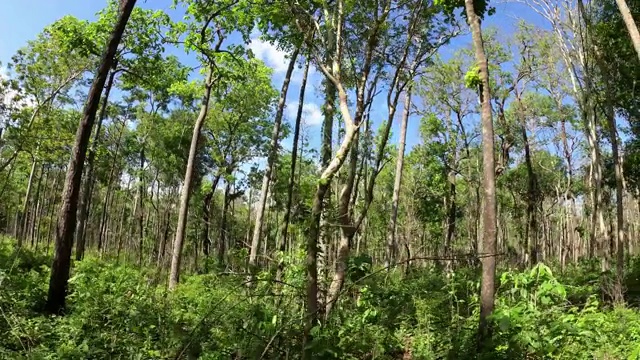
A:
[464,0,497,346]
[98,121,125,251]
[30,163,45,247]
[45,0,136,314]
[18,158,37,247]
[249,48,300,275]
[606,88,625,303]
[517,91,539,265]
[219,179,232,266]
[34,165,49,249]
[318,77,335,310]
[386,89,412,267]
[75,69,115,261]
[202,174,221,257]
[158,207,171,268]
[137,148,145,266]
[277,57,310,286]
[325,124,359,317]
[46,170,61,254]
[168,67,213,290]
[614,0,640,62]
[303,100,359,359]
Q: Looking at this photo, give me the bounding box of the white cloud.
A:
[286,101,323,126]
[248,37,290,74]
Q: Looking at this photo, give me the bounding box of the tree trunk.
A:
[168,67,213,290]
[249,48,300,274]
[75,69,115,261]
[45,0,136,314]
[464,0,497,346]
[30,163,45,247]
[219,179,232,266]
[137,147,145,266]
[317,74,336,310]
[46,170,62,254]
[386,89,412,267]
[277,57,310,286]
[325,123,359,317]
[615,0,640,62]
[202,174,221,257]
[158,207,171,268]
[517,90,539,266]
[303,98,358,359]
[18,158,37,247]
[33,165,49,248]
[606,85,625,303]
[98,121,125,252]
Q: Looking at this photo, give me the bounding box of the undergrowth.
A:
[1,239,640,359]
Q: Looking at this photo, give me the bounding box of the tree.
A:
[386,90,412,268]
[45,0,137,314]
[167,0,256,289]
[462,0,498,345]
[248,44,300,276]
[613,0,640,61]
[73,4,181,261]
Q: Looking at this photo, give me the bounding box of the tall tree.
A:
[45,0,137,314]
[463,0,497,345]
[167,0,254,289]
[386,89,412,267]
[248,46,300,275]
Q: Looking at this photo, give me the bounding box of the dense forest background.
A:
[1,0,640,358]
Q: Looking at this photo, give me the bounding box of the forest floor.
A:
[2,238,640,359]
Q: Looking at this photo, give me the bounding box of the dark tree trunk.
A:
[29,163,45,247]
[249,48,300,273]
[202,174,221,257]
[277,57,310,286]
[218,179,232,266]
[138,148,145,266]
[522,119,539,265]
[18,158,37,246]
[158,207,171,268]
[45,0,137,314]
[75,69,115,261]
[98,121,125,251]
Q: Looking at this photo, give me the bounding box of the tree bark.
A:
[98,120,126,251]
[249,47,300,274]
[158,206,172,268]
[615,0,640,62]
[605,78,625,303]
[386,91,412,266]
[45,0,136,314]
[277,57,310,285]
[464,0,497,346]
[168,67,214,290]
[219,178,232,266]
[137,147,146,266]
[75,69,115,261]
[33,164,48,248]
[202,174,221,257]
[18,158,37,247]
[516,90,539,266]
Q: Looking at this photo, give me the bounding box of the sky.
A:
[0,0,551,167]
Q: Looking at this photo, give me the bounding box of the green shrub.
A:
[2,240,640,359]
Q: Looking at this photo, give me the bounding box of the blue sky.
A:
[0,0,550,164]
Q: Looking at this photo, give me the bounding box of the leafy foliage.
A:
[2,239,640,359]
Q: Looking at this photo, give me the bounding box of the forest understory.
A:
[1,0,640,358]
